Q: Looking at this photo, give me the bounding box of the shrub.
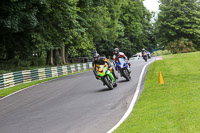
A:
[166,37,196,54]
[152,50,171,56]
[0,60,17,69]
[17,59,31,67]
[31,58,45,66]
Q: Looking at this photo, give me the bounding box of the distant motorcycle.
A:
[115,58,131,81]
[96,65,117,90]
[147,52,151,59]
[142,52,148,62]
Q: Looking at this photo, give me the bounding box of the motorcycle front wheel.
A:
[144,56,147,62]
[103,75,113,90]
[122,69,130,81]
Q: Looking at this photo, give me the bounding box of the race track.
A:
[0,57,154,133]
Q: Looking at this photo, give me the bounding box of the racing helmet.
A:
[93,52,100,61]
[113,48,119,55]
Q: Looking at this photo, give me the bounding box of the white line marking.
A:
[0,71,91,101]
[107,59,155,133]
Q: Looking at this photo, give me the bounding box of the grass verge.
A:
[0,69,91,98]
[114,52,200,133]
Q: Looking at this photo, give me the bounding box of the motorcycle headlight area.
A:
[98,68,103,72]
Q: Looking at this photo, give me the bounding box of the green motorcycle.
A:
[96,65,117,90]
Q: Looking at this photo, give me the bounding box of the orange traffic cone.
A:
[159,72,164,84]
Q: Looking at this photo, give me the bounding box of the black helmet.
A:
[114,48,119,55]
[93,52,100,61]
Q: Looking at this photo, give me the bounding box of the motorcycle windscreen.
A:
[118,58,127,68]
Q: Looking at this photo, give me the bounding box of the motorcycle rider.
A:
[141,48,148,61]
[141,48,148,56]
[92,52,118,80]
[113,48,131,71]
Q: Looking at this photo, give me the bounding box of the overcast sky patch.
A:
[143,0,160,12]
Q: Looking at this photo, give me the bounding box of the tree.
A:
[0,0,155,67]
[115,0,154,57]
[155,0,200,51]
[0,0,43,59]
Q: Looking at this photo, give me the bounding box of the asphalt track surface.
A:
[0,57,154,133]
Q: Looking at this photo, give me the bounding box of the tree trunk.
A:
[38,52,42,58]
[46,49,54,65]
[53,49,59,66]
[46,50,50,65]
[60,42,66,64]
[65,46,69,63]
[50,49,54,65]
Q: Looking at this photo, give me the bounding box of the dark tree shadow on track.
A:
[96,87,112,92]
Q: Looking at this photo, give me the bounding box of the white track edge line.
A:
[107,59,155,133]
[0,70,91,101]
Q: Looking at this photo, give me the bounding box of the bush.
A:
[152,50,171,56]
[31,58,45,66]
[17,60,31,67]
[166,37,196,54]
[0,60,17,70]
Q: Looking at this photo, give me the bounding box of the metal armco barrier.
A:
[0,62,92,90]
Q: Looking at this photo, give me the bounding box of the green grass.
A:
[0,69,91,98]
[114,52,200,133]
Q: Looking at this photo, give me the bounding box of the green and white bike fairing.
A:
[96,65,116,89]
